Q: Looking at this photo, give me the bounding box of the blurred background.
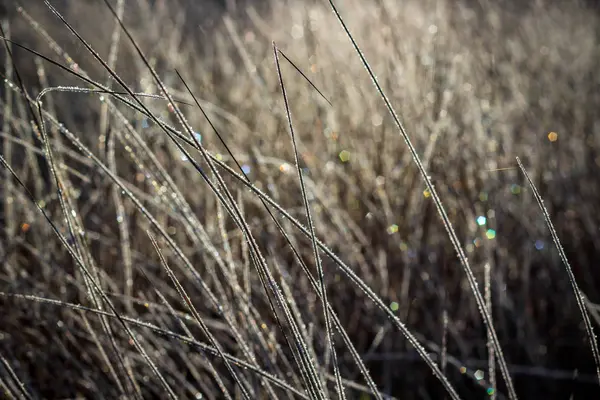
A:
[1,0,600,398]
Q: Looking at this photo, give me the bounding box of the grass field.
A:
[1,0,600,398]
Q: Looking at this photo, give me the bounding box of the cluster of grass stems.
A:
[1,0,600,398]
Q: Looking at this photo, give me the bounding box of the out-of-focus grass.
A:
[1,0,600,398]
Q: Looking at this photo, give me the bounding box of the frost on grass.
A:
[1,0,600,399]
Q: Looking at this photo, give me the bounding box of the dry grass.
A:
[1,0,600,398]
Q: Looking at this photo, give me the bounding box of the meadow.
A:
[1,0,600,398]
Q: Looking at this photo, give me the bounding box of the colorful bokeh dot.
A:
[339,150,350,162]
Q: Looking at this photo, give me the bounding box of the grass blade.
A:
[517,156,600,384]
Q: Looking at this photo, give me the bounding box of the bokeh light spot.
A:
[339,150,350,162]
